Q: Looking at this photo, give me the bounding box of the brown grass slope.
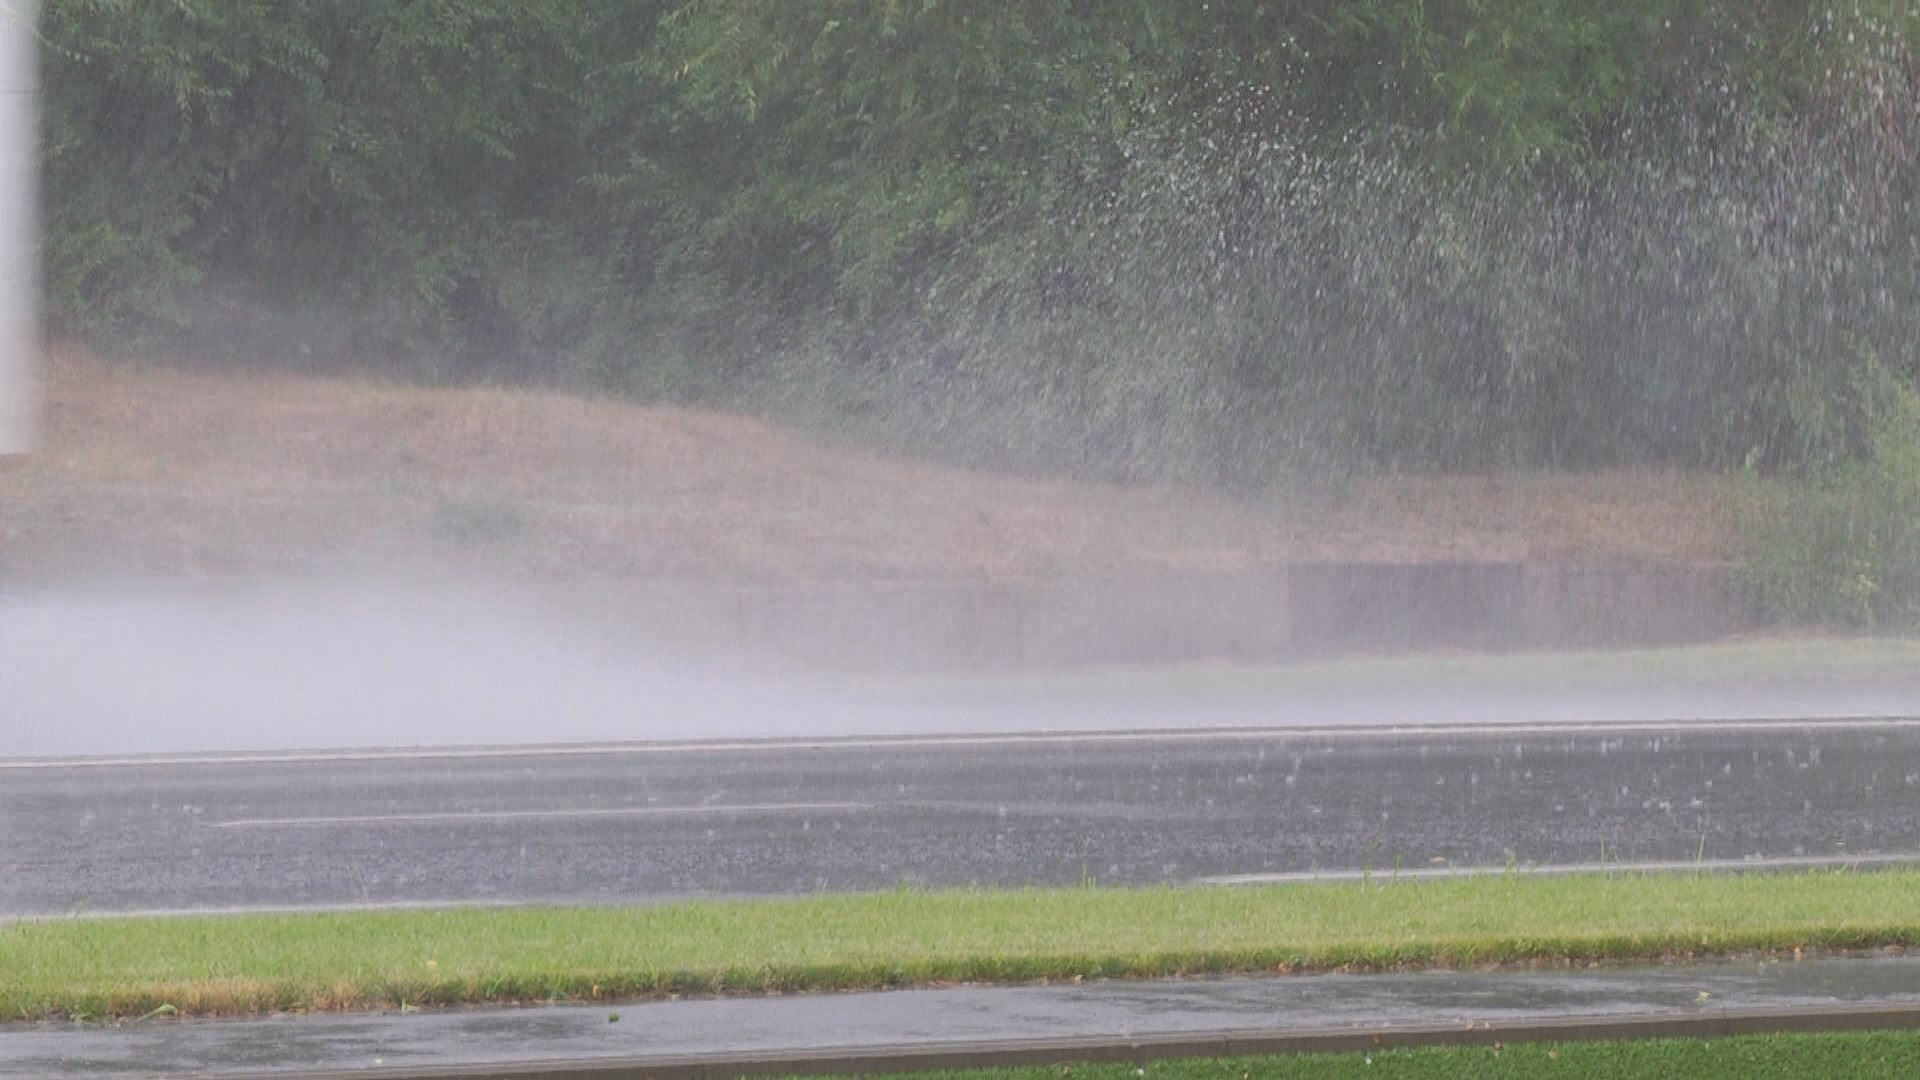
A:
[0,349,1733,586]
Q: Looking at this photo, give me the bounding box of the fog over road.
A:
[8,721,1920,917]
[8,584,1920,758]
[9,585,1920,916]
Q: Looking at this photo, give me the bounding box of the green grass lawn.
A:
[7,870,1920,1020]
[823,1031,1920,1080]
[848,637,1920,705]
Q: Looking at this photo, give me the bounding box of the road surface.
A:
[7,721,1920,917]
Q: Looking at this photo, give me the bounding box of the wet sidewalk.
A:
[7,955,1920,1078]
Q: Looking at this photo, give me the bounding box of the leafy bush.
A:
[1738,357,1920,631]
[35,1,1920,483]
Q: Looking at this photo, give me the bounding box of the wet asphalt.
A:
[7,721,1920,916]
[7,956,1920,1078]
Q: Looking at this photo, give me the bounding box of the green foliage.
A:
[1738,356,1920,630]
[35,0,1920,482]
[41,0,662,379]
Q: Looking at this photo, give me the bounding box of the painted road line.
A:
[1196,852,1920,886]
[0,898,551,924]
[209,802,871,829]
[10,854,1920,925]
[8,715,1920,771]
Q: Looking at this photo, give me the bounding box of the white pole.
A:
[0,0,39,457]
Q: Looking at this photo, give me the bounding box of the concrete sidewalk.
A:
[7,955,1920,1079]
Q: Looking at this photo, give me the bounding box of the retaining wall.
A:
[611,561,1759,673]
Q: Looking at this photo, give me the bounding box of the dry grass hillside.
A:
[0,349,1735,586]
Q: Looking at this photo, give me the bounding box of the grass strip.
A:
[863,637,1920,703]
[6,870,1920,1020]
[811,1030,1920,1079]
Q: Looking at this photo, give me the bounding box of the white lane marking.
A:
[10,853,1920,924]
[209,802,870,829]
[1197,852,1920,886]
[7,716,1920,771]
[1,898,549,924]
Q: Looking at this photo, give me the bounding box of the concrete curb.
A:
[244,1003,1920,1080]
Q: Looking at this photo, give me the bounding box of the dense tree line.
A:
[39,1,1920,479]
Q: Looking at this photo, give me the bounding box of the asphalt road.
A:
[7,720,1920,917]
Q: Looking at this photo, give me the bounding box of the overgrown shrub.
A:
[1738,357,1920,631]
[36,1,1920,484]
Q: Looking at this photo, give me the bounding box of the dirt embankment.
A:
[0,349,1735,588]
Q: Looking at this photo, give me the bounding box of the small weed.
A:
[430,490,528,547]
